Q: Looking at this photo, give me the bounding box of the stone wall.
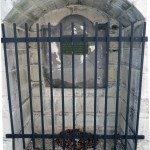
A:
[2,24,32,150]
[119,22,149,149]
[29,15,120,135]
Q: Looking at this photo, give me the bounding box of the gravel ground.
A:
[26,139,124,150]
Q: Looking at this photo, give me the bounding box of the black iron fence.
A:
[1,22,147,150]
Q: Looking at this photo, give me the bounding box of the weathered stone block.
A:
[130,68,140,96]
[24,120,32,134]
[24,121,32,146]
[43,96,52,113]
[32,83,45,97]
[7,100,31,134]
[85,97,95,113]
[34,113,52,133]
[120,65,128,85]
[107,85,117,97]
[119,115,125,133]
[109,51,118,65]
[2,49,27,71]
[76,97,83,113]
[55,97,73,113]
[97,97,116,114]
[30,65,39,81]
[4,25,14,38]
[86,89,104,97]
[21,87,30,103]
[121,48,143,71]
[76,114,102,129]
[30,49,38,65]
[45,88,105,97]
[108,65,117,82]
[55,113,73,130]
[12,109,21,133]
[3,67,29,103]
[32,97,41,112]
[3,92,20,112]
[19,68,28,86]
[119,86,127,101]
[33,96,52,113]
[120,94,139,131]
[106,114,116,128]
[22,99,31,125]
[110,42,118,49]
[3,81,29,110]
[15,138,24,150]
[120,98,126,118]
[121,48,129,64]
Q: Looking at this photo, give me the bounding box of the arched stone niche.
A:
[42,15,106,88]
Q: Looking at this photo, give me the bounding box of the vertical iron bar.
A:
[71,23,76,150]
[134,22,146,150]
[93,23,98,150]
[36,24,45,150]
[25,23,35,149]
[124,22,134,150]
[114,22,122,149]
[104,22,110,150]
[48,23,55,150]
[60,23,65,150]
[2,24,15,150]
[83,22,86,149]
[13,23,25,149]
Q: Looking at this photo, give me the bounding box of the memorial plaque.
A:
[62,35,89,55]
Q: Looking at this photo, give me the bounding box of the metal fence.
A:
[1,22,147,150]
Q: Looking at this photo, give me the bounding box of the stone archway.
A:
[2,0,148,150]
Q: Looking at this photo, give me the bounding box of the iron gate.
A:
[1,22,147,150]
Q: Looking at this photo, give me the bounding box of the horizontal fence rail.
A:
[1,22,147,150]
[1,37,148,43]
[6,134,145,139]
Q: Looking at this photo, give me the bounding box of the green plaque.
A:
[62,35,89,55]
